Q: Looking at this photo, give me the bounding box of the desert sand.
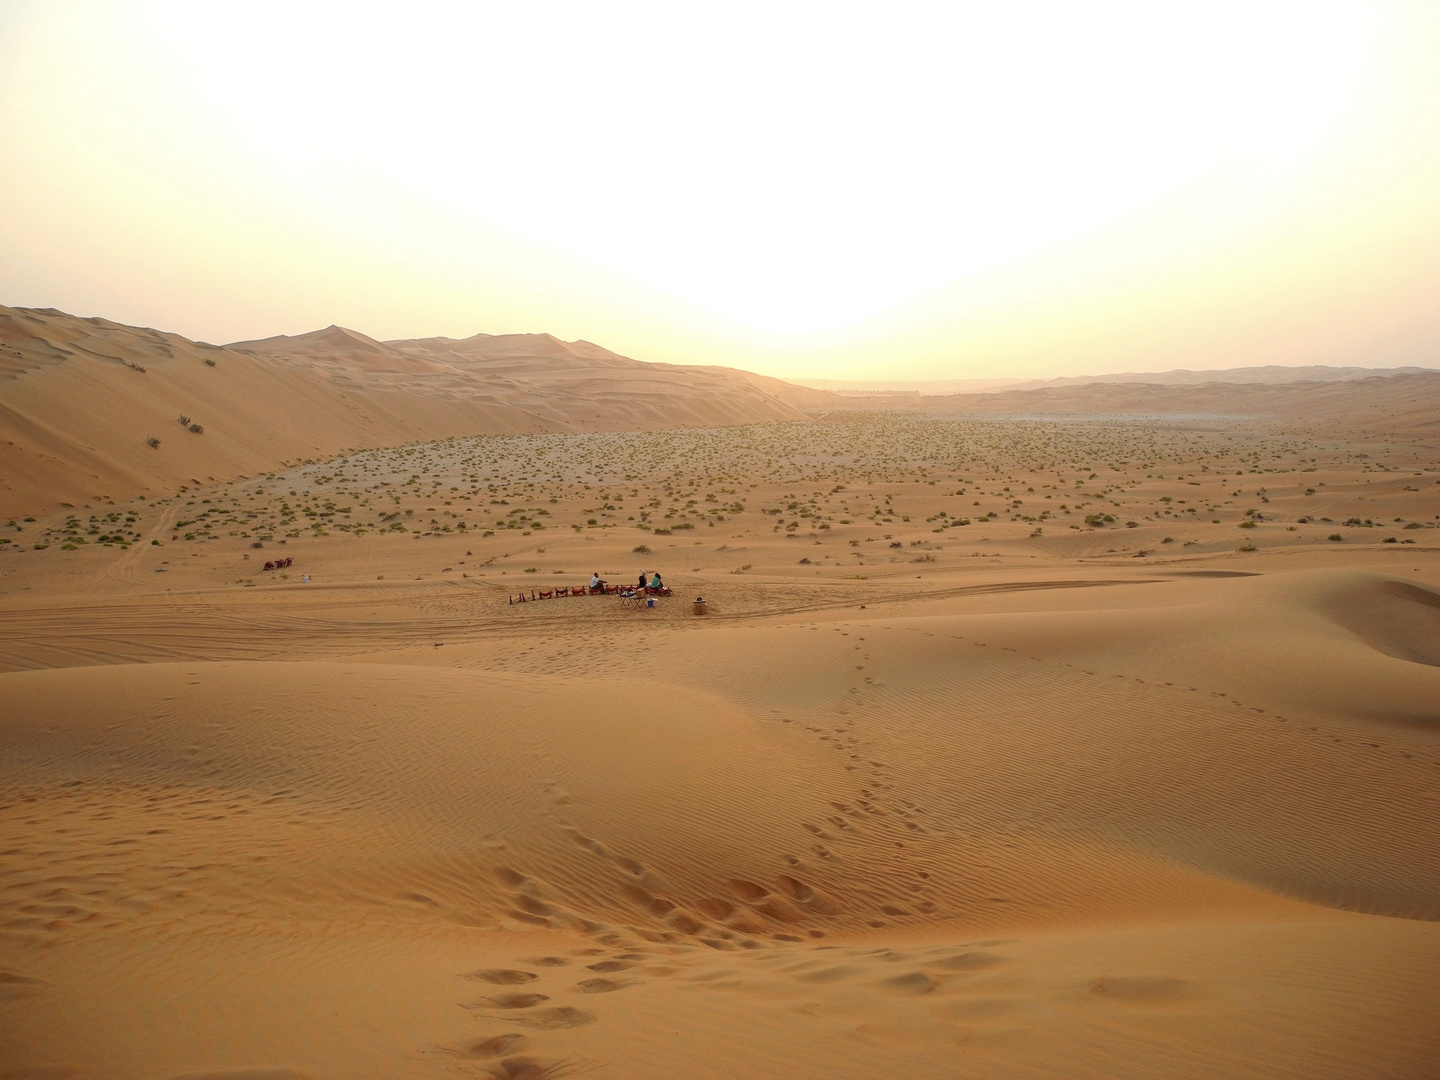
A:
[1,312,1438,1080]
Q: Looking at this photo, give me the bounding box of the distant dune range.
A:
[0,305,833,518]
[802,364,1440,396]
[3,302,1439,520]
[840,370,1440,430]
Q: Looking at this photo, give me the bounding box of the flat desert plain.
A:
[2,409,1439,1080]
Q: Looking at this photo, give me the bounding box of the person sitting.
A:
[590,572,605,592]
[638,571,648,589]
[649,571,664,591]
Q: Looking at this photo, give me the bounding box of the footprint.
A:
[0,970,42,1000]
[528,956,570,967]
[510,1005,596,1029]
[666,910,705,934]
[774,875,843,915]
[722,912,771,935]
[587,959,635,973]
[568,831,607,855]
[575,977,633,993]
[726,879,769,901]
[465,969,539,985]
[752,896,805,922]
[618,883,656,908]
[1089,975,1198,1006]
[486,1055,575,1080]
[469,992,549,1010]
[452,1033,529,1059]
[880,971,937,995]
[694,897,735,919]
[929,951,1006,972]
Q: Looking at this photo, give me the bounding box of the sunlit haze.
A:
[3,1,1439,379]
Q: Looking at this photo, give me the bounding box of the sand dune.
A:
[1015,363,1439,389]
[886,370,1440,433]
[800,363,1438,396]
[0,305,832,519]
[2,362,1438,1077]
[3,566,1438,1078]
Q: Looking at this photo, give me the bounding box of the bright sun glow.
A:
[2,1,1439,378]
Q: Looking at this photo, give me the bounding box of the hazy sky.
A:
[3,1,1438,379]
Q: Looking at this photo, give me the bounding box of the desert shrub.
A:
[632,544,651,553]
[147,437,160,448]
[178,415,190,425]
[1328,534,1343,541]
[189,423,204,434]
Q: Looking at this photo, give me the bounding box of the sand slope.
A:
[2,565,1439,1078]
